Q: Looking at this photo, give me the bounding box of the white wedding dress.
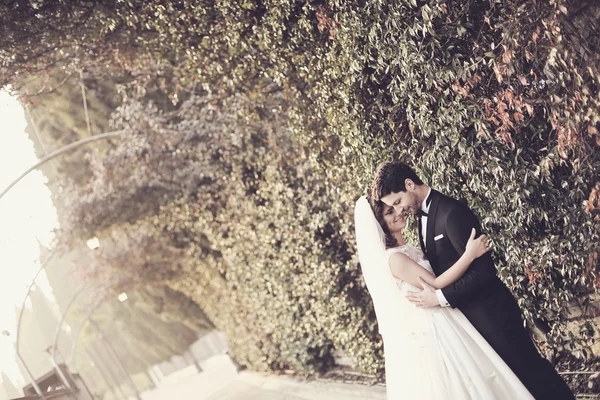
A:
[384,244,534,400]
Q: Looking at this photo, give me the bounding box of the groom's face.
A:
[381,184,420,216]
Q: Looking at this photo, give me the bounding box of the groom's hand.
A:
[406,277,440,308]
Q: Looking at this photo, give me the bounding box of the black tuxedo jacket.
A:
[417,190,575,399]
[418,189,527,335]
[418,189,498,308]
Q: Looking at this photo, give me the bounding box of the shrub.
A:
[8,0,600,387]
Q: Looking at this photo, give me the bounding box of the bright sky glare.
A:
[0,90,59,391]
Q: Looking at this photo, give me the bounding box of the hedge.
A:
[5,0,599,388]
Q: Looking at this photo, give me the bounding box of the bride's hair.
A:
[369,196,399,249]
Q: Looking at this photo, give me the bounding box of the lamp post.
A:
[43,347,77,400]
[0,131,124,400]
[83,347,124,400]
[50,283,90,394]
[0,130,124,202]
[2,330,46,399]
[87,345,128,400]
[51,237,140,400]
[67,238,102,367]
[90,321,142,400]
[69,310,138,400]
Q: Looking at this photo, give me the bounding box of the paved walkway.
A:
[141,355,386,400]
[206,372,386,400]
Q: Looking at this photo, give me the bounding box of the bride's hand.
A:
[464,228,491,260]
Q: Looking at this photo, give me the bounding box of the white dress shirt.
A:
[420,188,431,249]
[420,188,451,307]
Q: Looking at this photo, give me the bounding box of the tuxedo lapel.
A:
[426,190,441,267]
[417,216,426,254]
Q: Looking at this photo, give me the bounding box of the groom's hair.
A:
[371,161,424,201]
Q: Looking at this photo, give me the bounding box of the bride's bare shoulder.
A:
[388,248,415,268]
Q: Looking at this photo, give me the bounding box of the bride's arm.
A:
[389,229,489,290]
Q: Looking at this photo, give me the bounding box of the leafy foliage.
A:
[6,0,600,391]
[58,90,379,372]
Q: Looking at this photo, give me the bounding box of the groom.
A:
[372,161,573,399]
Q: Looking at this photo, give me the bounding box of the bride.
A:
[355,196,533,399]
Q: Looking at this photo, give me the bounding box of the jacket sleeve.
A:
[440,205,497,308]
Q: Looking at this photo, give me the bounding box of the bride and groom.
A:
[355,161,573,399]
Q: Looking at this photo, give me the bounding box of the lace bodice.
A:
[386,244,434,293]
[385,244,432,343]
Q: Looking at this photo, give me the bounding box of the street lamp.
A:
[52,236,100,378]
[67,296,142,400]
[0,131,124,202]
[1,329,46,399]
[0,122,124,400]
[51,284,90,394]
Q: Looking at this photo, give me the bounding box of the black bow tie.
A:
[417,209,428,217]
